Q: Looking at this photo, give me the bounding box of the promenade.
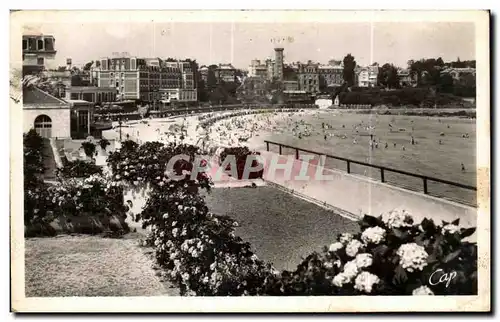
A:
[257,150,477,239]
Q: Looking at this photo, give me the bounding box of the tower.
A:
[274,47,284,81]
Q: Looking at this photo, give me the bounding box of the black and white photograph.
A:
[9,10,490,312]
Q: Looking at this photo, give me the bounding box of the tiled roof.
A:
[23,86,68,107]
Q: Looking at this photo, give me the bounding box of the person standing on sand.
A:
[461,163,466,172]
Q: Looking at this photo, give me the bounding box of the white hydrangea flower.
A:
[343,260,359,280]
[442,224,460,235]
[345,239,364,257]
[332,273,350,287]
[181,272,190,281]
[323,262,333,269]
[181,241,189,252]
[412,285,435,295]
[355,253,373,268]
[361,226,386,245]
[329,242,343,252]
[172,228,179,237]
[382,208,413,228]
[354,271,380,294]
[397,243,429,272]
[339,233,354,245]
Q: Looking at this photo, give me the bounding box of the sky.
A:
[26,21,475,70]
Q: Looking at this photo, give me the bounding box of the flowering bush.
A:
[99,138,110,151]
[107,140,279,295]
[271,209,477,295]
[81,141,97,159]
[107,140,211,190]
[25,173,126,226]
[24,129,48,223]
[219,147,263,180]
[56,159,103,179]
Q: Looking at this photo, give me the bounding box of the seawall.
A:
[258,151,477,238]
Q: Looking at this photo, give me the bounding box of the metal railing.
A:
[264,140,477,206]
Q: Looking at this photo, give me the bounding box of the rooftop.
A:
[67,86,117,92]
[23,86,68,107]
[66,99,94,105]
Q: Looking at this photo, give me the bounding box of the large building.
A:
[318,64,344,89]
[297,61,320,94]
[199,65,209,82]
[440,67,476,84]
[397,69,415,87]
[357,65,379,87]
[96,56,197,105]
[248,60,268,78]
[22,34,94,139]
[65,86,118,104]
[22,34,57,76]
[215,63,237,83]
[273,48,284,81]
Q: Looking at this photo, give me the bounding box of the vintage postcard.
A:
[10,10,490,312]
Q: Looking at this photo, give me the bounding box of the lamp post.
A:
[119,115,122,142]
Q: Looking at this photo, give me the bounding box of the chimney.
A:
[66,58,72,71]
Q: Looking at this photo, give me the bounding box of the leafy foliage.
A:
[105,139,477,296]
[81,141,97,159]
[99,138,111,151]
[56,160,103,179]
[219,147,264,179]
[342,54,357,87]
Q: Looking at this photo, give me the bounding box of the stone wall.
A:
[23,108,71,138]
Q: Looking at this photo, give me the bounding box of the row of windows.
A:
[22,38,55,51]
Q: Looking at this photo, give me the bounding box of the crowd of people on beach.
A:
[110,108,472,173]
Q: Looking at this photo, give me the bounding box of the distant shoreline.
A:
[329,108,476,119]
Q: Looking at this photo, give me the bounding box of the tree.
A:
[206,67,218,92]
[209,85,228,105]
[83,61,94,71]
[438,73,454,93]
[342,54,356,87]
[436,57,445,67]
[377,63,400,89]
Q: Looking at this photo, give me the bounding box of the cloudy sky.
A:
[26,21,475,69]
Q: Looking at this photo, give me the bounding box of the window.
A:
[22,39,27,50]
[44,38,54,51]
[37,39,44,50]
[37,57,44,65]
[28,38,36,50]
[34,115,52,138]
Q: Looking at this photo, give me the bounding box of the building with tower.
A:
[273,47,284,81]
